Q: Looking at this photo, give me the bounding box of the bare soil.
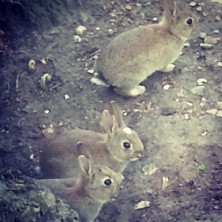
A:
[0,0,222,221]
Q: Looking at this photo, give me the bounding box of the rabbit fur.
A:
[94,0,198,97]
[37,155,123,222]
[40,101,144,178]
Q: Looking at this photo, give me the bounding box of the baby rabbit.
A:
[40,101,144,178]
[37,155,123,222]
[93,0,198,97]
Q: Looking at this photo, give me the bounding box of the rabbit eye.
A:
[103,178,112,186]
[186,18,193,25]
[123,141,131,149]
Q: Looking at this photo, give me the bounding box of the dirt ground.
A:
[0,0,222,221]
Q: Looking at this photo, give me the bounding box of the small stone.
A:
[216,110,222,117]
[191,86,205,96]
[75,25,87,35]
[152,17,158,22]
[196,6,202,11]
[108,28,114,35]
[162,176,169,189]
[142,165,158,176]
[204,36,220,45]
[206,109,218,115]
[200,43,213,49]
[216,101,222,109]
[184,113,190,120]
[134,200,150,210]
[189,2,197,7]
[64,94,70,100]
[215,16,221,22]
[125,4,132,10]
[95,27,100,31]
[199,32,207,39]
[217,62,222,67]
[186,102,193,107]
[87,69,95,74]
[213,29,220,34]
[163,84,171,90]
[197,78,207,86]
[44,110,50,114]
[73,35,82,43]
[40,58,47,65]
[30,154,34,160]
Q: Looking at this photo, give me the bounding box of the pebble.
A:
[204,36,220,45]
[162,176,169,189]
[189,1,197,7]
[191,86,205,96]
[142,165,158,176]
[196,6,202,11]
[152,17,158,22]
[163,84,171,90]
[213,29,220,34]
[206,109,218,115]
[199,32,207,39]
[125,4,132,10]
[200,43,213,49]
[217,62,222,67]
[64,94,70,100]
[108,28,114,35]
[44,110,50,114]
[75,25,87,35]
[216,110,222,117]
[184,113,190,120]
[197,78,207,86]
[73,35,82,43]
[216,101,222,109]
[134,200,150,210]
[40,58,47,65]
[215,15,221,22]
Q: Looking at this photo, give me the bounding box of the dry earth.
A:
[0,0,222,221]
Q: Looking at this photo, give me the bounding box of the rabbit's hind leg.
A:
[114,85,146,97]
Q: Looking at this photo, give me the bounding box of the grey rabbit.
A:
[40,101,144,178]
[93,0,198,97]
[37,155,123,222]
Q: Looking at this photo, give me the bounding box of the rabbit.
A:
[40,101,144,179]
[92,0,198,97]
[37,155,123,222]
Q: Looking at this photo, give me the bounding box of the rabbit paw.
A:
[90,76,109,87]
[114,85,146,97]
[160,64,175,73]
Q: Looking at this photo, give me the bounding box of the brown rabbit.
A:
[37,155,123,222]
[93,0,198,97]
[40,101,144,178]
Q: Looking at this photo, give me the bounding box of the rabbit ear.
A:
[100,109,117,137]
[161,0,177,17]
[110,101,126,128]
[78,155,92,178]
